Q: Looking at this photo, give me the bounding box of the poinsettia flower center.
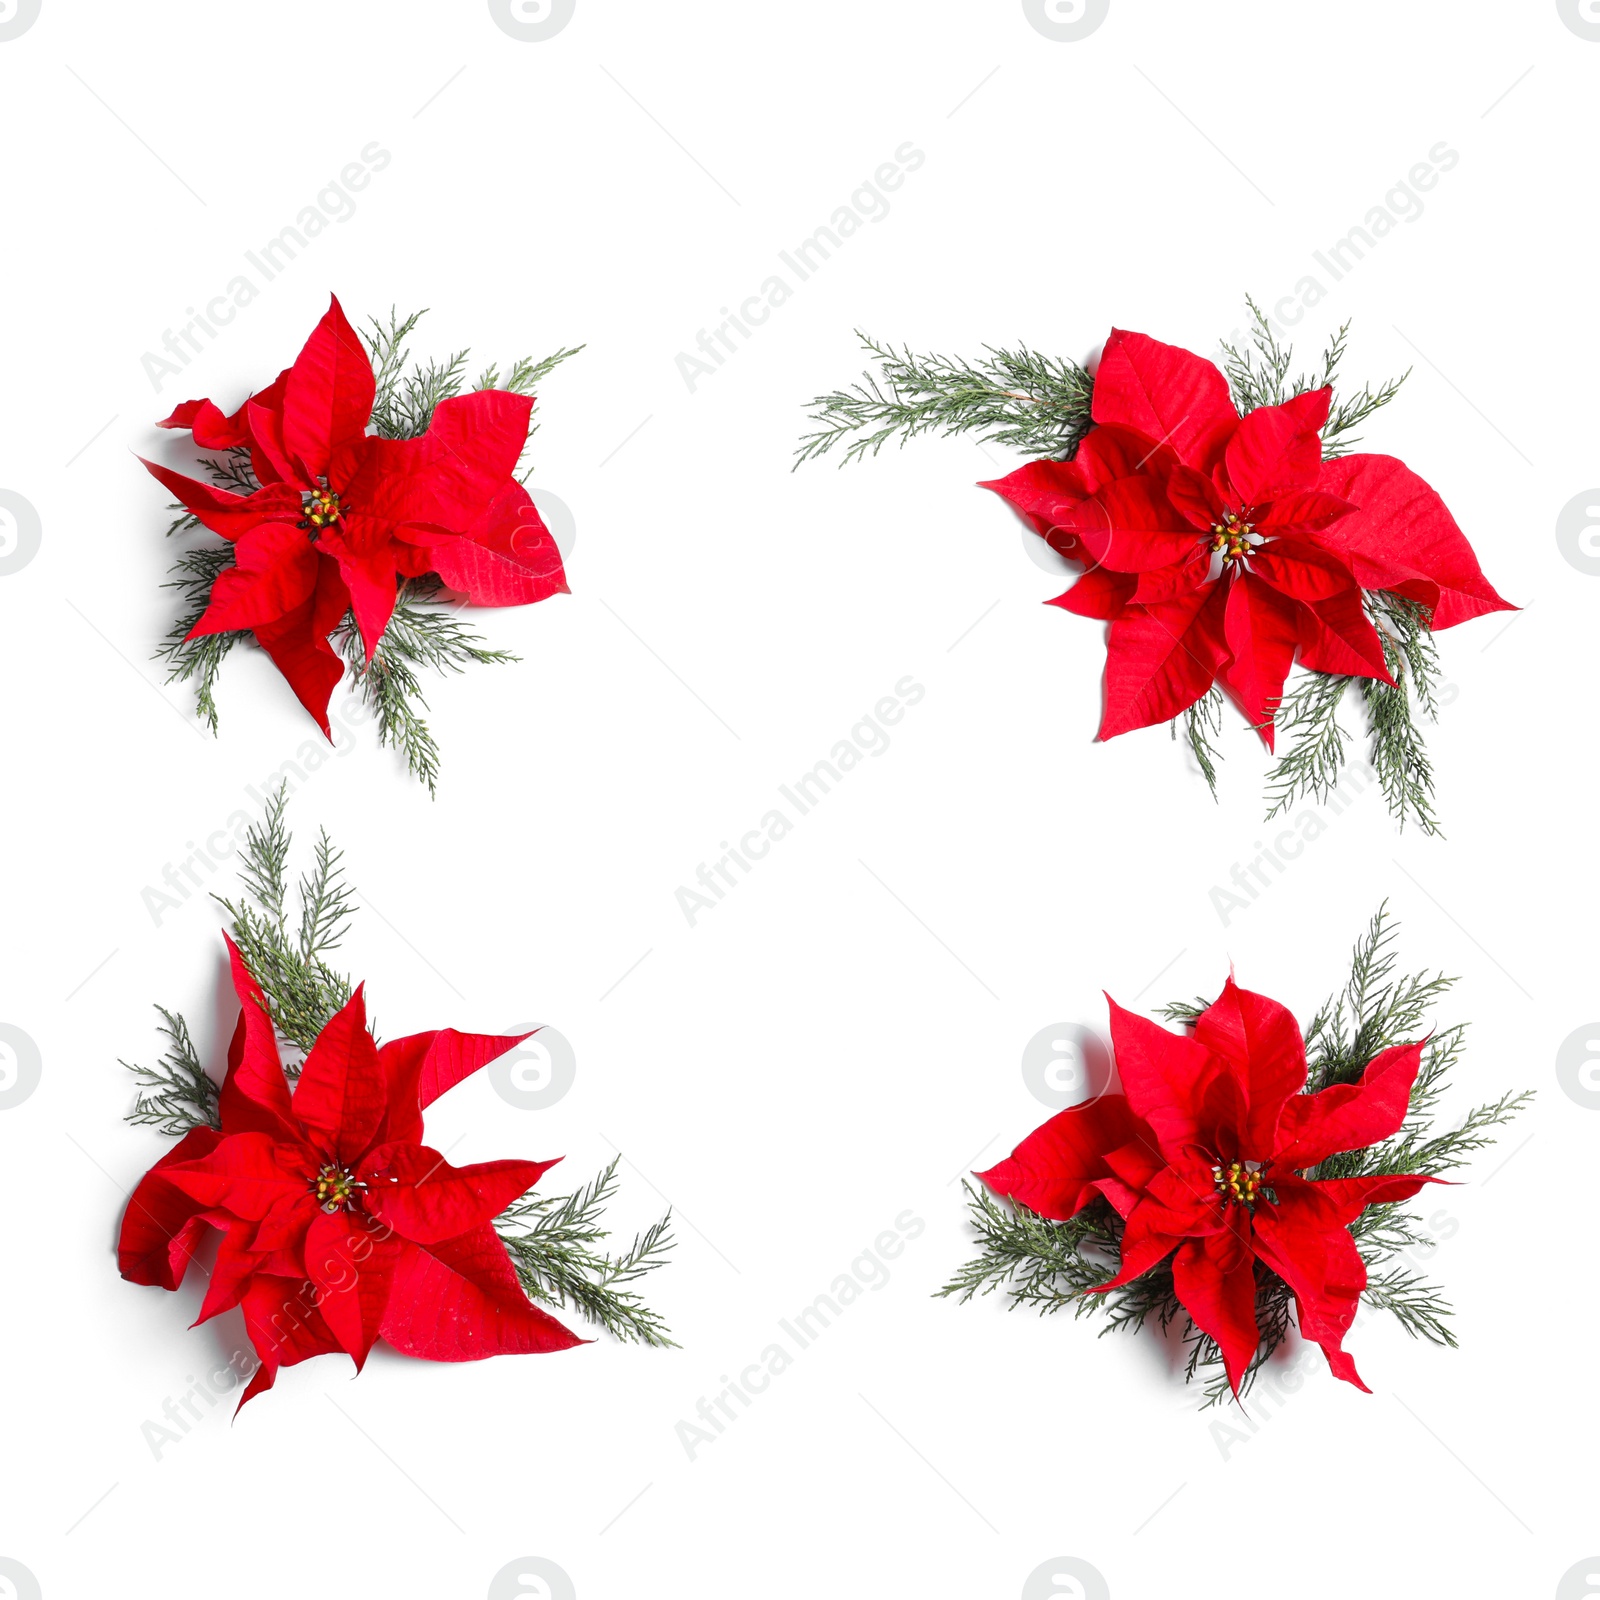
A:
[1208,511,1259,566]
[300,485,346,532]
[312,1162,366,1213]
[1212,1158,1268,1210]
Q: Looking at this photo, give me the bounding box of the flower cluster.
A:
[118,937,580,1407]
[983,328,1511,745]
[979,974,1436,1394]
[143,296,567,736]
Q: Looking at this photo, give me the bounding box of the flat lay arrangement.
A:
[6,13,1579,1598]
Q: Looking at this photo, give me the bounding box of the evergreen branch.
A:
[335,578,517,796]
[1178,687,1224,799]
[476,345,584,397]
[1361,594,1443,835]
[197,448,261,496]
[123,1008,220,1134]
[496,1157,678,1346]
[795,332,1094,467]
[363,308,469,439]
[1219,296,1407,456]
[476,344,584,466]
[212,785,355,1058]
[1358,1264,1457,1347]
[1262,669,1353,820]
[156,544,245,733]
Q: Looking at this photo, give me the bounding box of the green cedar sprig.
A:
[937,906,1530,1407]
[121,786,675,1345]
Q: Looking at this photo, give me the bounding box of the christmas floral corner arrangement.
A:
[143,296,578,792]
[798,304,1513,832]
[939,910,1529,1405]
[118,789,673,1409]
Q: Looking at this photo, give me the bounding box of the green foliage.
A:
[156,543,245,734]
[498,1157,678,1348]
[795,332,1094,467]
[1266,594,1443,833]
[149,309,575,788]
[214,785,356,1058]
[124,1007,219,1135]
[1178,687,1225,799]
[335,577,517,797]
[1219,296,1408,457]
[121,790,673,1343]
[940,907,1530,1407]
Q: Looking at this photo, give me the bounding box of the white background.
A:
[0,2,1595,1596]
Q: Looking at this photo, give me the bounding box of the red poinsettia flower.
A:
[118,937,580,1408]
[142,295,568,735]
[978,976,1438,1395]
[982,329,1512,746]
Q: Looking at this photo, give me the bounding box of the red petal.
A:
[1309,1171,1441,1223]
[1251,1191,1371,1390]
[246,393,300,486]
[424,483,569,605]
[1089,1198,1185,1290]
[219,936,298,1140]
[185,522,321,638]
[975,1094,1149,1221]
[1100,586,1228,739]
[1223,389,1329,506]
[280,295,375,483]
[372,1028,530,1149]
[310,516,401,660]
[161,1131,311,1220]
[290,985,386,1165]
[158,398,252,451]
[379,1225,584,1361]
[1163,464,1226,530]
[345,391,534,533]
[1194,976,1307,1157]
[1314,454,1513,627]
[362,1144,561,1242]
[1104,997,1214,1158]
[238,1273,343,1408]
[251,555,351,738]
[1172,1235,1261,1397]
[304,1209,398,1369]
[192,1218,262,1326]
[1297,585,1393,683]
[1249,537,1361,605]
[116,1126,224,1287]
[1219,575,1300,746]
[140,458,303,542]
[980,459,1091,543]
[1256,489,1357,534]
[1047,567,1136,620]
[1060,477,1203,574]
[1272,1040,1427,1169]
[1090,329,1238,463]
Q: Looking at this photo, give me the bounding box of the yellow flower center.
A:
[301,487,344,530]
[1213,1159,1264,1209]
[312,1163,364,1214]
[1209,511,1255,566]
